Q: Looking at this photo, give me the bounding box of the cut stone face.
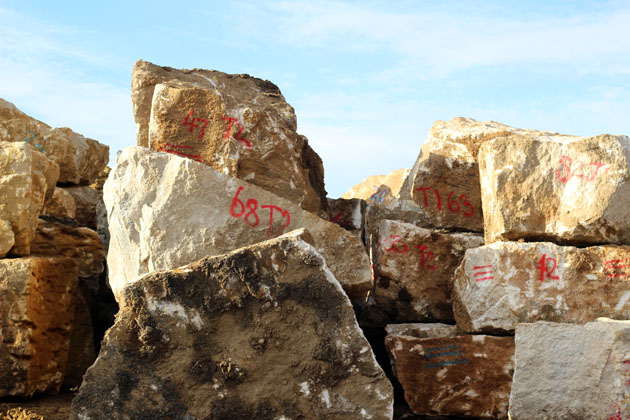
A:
[479,133,630,245]
[453,241,630,333]
[132,60,327,214]
[385,325,514,419]
[0,257,78,397]
[104,147,371,302]
[370,220,483,325]
[399,117,581,232]
[72,232,393,420]
[0,98,108,185]
[509,319,630,420]
[0,141,59,257]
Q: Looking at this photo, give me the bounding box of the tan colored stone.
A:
[43,188,76,219]
[105,146,371,302]
[0,219,14,256]
[72,231,393,420]
[509,319,630,420]
[368,220,483,325]
[0,98,109,185]
[0,257,78,397]
[453,241,630,333]
[342,168,409,200]
[480,133,630,245]
[0,141,59,257]
[132,60,327,214]
[385,330,514,419]
[63,186,100,230]
[399,117,579,232]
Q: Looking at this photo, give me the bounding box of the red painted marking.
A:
[381,235,408,254]
[475,276,494,282]
[474,271,493,277]
[621,360,630,365]
[159,148,202,162]
[414,187,474,217]
[230,187,290,235]
[473,264,494,282]
[261,204,291,237]
[605,260,625,264]
[221,116,251,148]
[554,155,609,184]
[606,273,628,278]
[606,409,623,420]
[415,244,438,270]
[182,109,209,139]
[537,254,560,282]
[474,265,492,270]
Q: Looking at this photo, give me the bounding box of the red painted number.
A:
[182,109,208,139]
[554,155,609,184]
[415,244,437,270]
[415,187,474,217]
[222,116,251,148]
[536,254,559,282]
[380,235,408,253]
[230,187,290,236]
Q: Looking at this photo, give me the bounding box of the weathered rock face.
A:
[42,187,76,219]
[370,220,483,325]
[479,133,630,245]
[105,146,371,302]
[0,98,109,185]
[132,60,327,214]
[385,327,514,419]
[384,323,459,339]
[509,319,630,420]
[327,198,365,232]
[63,292,96,387]
[72,232,393,420]
[342,168,409,200]
[0,141,59,257]
[453,241,630,333]
[0,257,78,397]
[64,186,100,230]
[399,117,579,232]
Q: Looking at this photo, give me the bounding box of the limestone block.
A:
[370,220,483,325]
[385,327,514,419]
[72,232,393,420]
[0,141,59,257]
[342,168,409,200]
[509,319,630,419]
[64,186,100,230]
[104,146,372,302]
[132,60,327,214]
[479,133,630,245]
[0,257,78,397]
[0,98,108,185]
[453,241,630,333]
[43,187,76,219]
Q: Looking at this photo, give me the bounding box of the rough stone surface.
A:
[453,241,630,333]
[0,219,14,256]
[385,323,459,339]
[63,292,96,387]
[342,168,409,200]
[509,319,630,420]
[369,220,483,325]
[479,132,630,245]
[72,232,393,420]
[399,117,580,232]
[42,187,76,219]
[0,98,108,185]
[385,330,514,419]
[327,198,365,232]
[63,186,100,230]
[0,257,78,397]
[132,60,327,214]
[0,141,59,257]
[105,146,372,302]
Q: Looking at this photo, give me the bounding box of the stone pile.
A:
[0,100,110,397]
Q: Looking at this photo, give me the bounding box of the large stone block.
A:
[0,98,108,185]
[342,168,409,201]
[0,141,59,257]
[453,241,630,333]
[369,220,483,325]
[385,325,514,419]
[132,60,327,214]
[42,187,76,219]
[105,146,371,302]
[399,117,579,232]
[0,257,78,397]
[479,133,630,245]
[509,319,630,419]
[72,232,393,419]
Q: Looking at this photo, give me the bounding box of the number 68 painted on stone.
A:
[230,187,291,237]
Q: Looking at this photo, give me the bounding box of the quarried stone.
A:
[64,186,100,230]
[453,241,630,333]
[72,231,393,420]
[327,198,365,233]
[370,220,483,325]
[509,319,630,420]
[132,60,327,214]
[0,257,78,397]
[384,323,459,339]
[43,187,76,219]
[342,168,409,200]
[0,141,59,257]
[479,133,630,245]
[0,98,108,185]
[385,327,514,419]
[104,147,372,302]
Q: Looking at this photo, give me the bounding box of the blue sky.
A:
[1,1,629,197]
